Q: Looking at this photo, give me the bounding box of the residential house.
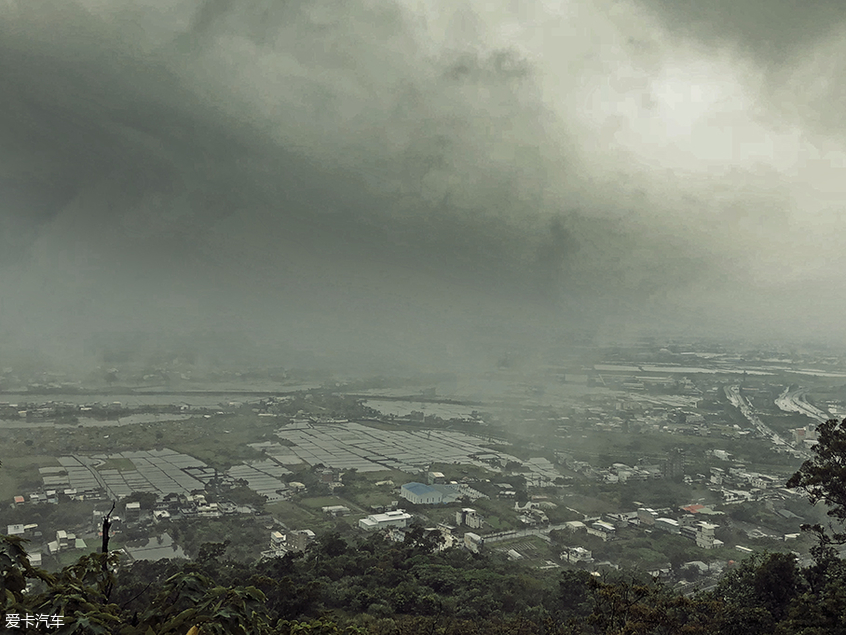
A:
[751,474,777,490]
[287,529,316,553]
[427,472,446,485]
[455,508,484,530]
[695,522,722,549]
[565,521,586,533]
[561,546,593,563]
[586,521,616,541]
[269,531,286,554]
[125,501,141,522]
[655,518,680,534]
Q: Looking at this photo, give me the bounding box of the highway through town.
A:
[724,385,808,459]
[775,387,831,423]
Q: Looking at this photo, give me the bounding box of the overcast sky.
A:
[2,0,845,373]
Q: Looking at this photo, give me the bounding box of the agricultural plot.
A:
[272,422,548,479]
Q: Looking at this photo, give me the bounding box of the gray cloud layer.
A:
[2,0,845,372]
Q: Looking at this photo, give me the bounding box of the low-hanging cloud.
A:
[2,0,846,373]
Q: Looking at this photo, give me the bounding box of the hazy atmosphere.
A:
[3,0,846,372]
[6,5,846,629]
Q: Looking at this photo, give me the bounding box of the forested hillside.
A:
[3,524,845,634]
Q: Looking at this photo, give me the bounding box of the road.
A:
[725,386,807,458]
[775,387,830,423]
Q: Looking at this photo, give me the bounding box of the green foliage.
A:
[585,575,719,635]
[214,484,267,510]
[787,418,846,544]
[558,569,593,619]
[713,551,804,633]
[309,532,348,559]
[167,516,268,561]
[120,492,158,511]
[2,537,121,634]
[3,517,846,634]
[197,541,231,565]
[276,617,366,634]
[779,571,846,634]
[136,570,270,634]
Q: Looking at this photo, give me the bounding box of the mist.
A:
[2,0,846,374]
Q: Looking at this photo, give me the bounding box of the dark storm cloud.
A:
[634,0,846,65]
[1,0,845,371]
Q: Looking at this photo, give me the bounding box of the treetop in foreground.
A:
[787,417,846,545]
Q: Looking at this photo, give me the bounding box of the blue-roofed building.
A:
[400,482,445,505]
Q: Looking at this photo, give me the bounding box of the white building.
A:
[359,510,413,531]
[561,546,593,563]
[125,501,141,521]
[197,502,221,518]
[564,520,586,532]
[427,471,446,485]
[321,505,350,516]
[587,521,616,541]
[637,508,657,526]
[268,531,286,554]
[655,518,680,534]
[456,508,484,529]
[695,522,723,549]
[750,475,777,489]
[722,489,754,504]
[464,532,484,553]
[287,529,316,552]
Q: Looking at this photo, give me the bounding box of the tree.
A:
[401,526,444,555]
[135,570,272,635]
[1,534,124,635]
[558,569,593,619]
[122,491,159,510]
[310,532,348,559]
[0,534,54,607]
[787,418,846,544]
[711,551,805,635]
[779,552,846,635]
[198,540,231,564]
[585,574,718,635]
